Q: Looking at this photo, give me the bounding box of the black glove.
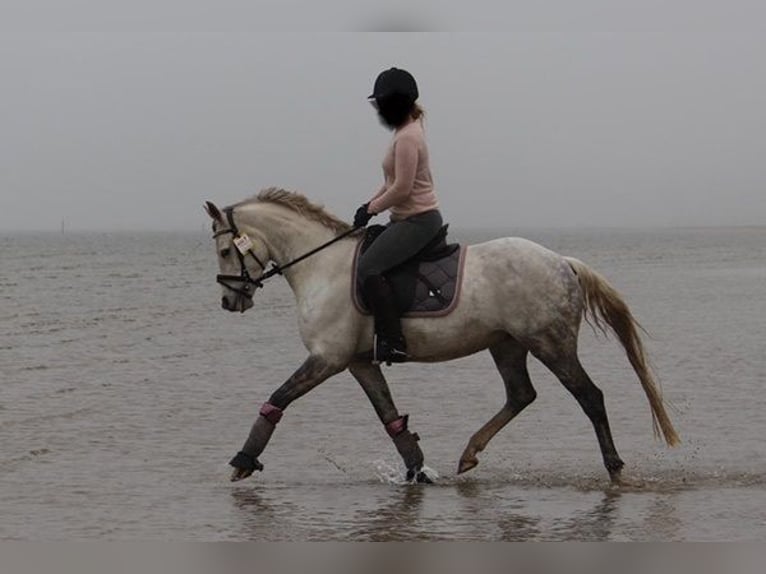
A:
[353,203,374,228]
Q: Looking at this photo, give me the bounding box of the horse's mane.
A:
[242,188,352,234]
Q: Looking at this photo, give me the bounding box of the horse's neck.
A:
[238,204,348,295]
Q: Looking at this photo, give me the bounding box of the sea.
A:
[1,226,765,541]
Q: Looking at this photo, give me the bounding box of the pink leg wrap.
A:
[385,414,408,438]
[259,402,283,426]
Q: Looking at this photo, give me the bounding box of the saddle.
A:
[353,224,465,317]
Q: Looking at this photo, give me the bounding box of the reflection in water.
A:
[454,479,481,499]
[456,479,541,541]
[458,480,623,541]
[496,513,543,542]
[227,475,735,541]
[230,487,274,515]
[353,485,426,541]
[227,472,697,542]
[548,490,621,541]
[639,494,682,541]
[229,487,295,541]
[230,483,429,542]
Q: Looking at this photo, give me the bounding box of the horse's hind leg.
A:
[458,335,537,474]
[533,341,625,484]
[348,361,430,483]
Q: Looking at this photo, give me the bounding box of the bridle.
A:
[214,206,361,298]
[213,207,280,298]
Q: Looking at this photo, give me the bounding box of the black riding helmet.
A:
[368,67,419,102]
[369,68,419,129]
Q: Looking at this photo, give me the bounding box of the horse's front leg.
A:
[348,361,431,483]
[230,355,343,482]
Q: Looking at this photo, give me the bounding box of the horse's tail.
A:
[564,257,681,447]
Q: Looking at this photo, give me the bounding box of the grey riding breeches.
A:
[357,209,443,282]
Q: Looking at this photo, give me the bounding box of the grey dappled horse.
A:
[206,188,679,485]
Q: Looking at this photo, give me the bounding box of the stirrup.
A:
[373,334,409,365]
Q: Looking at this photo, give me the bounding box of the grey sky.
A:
[1,2,765,231]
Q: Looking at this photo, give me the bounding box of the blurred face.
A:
[371,95,414,130]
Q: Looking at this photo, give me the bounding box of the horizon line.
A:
[1,223,765,234]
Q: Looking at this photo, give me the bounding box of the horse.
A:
[205,188,680,485]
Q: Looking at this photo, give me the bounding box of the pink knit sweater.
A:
[368,120,439,220]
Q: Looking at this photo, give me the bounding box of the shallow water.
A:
[1,227,765,540]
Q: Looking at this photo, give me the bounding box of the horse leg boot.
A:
[363,275,408,365]
[387,415,431,483]
[229,402,281,481]
[348,362,430,483]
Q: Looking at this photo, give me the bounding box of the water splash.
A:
[372,459,402,484]
[371,459,439,485]
[420,465,439,483]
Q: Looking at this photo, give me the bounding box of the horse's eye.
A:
[220,248,231,258]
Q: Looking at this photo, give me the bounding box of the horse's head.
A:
[205,201,270,313]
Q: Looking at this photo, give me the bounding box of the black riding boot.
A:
[363,275,408,364]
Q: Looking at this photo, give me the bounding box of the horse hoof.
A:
[230,467,254,482]
[228,451,264,482]
[457,458,478,475]
[415,471,433,484]
[406,469,433,484]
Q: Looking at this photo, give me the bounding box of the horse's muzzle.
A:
[221,294,254,313]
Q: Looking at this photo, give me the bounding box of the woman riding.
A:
[353,67,444,364]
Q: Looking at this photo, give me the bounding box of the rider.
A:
[354,67,443,364]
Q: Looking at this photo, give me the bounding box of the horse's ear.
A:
[204,201,224,222]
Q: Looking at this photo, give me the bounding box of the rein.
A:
[215,207,360,296]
